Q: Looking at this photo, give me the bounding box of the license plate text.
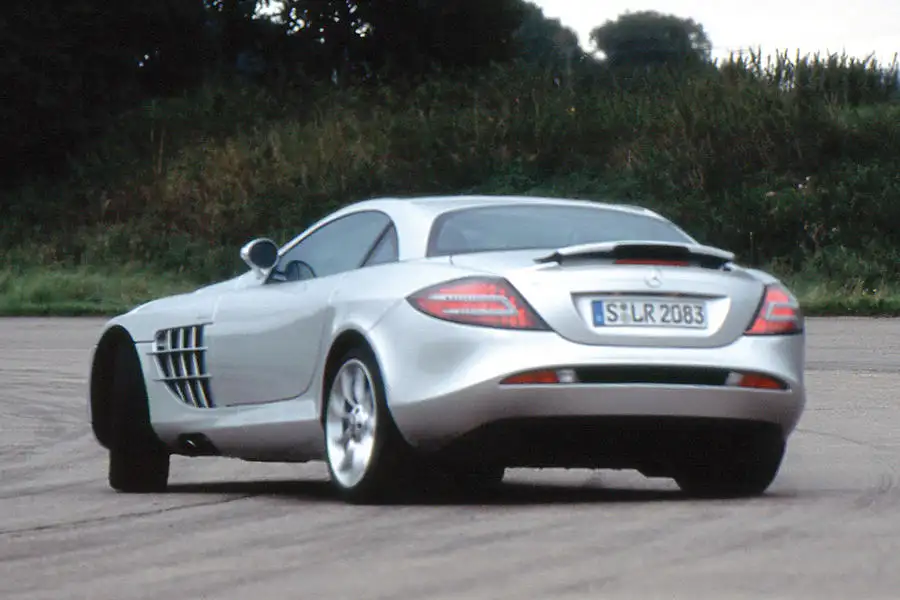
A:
[592,299,708,329]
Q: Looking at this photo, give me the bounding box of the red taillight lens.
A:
[407,277,549,330]
[737,373,785,389]
[745,284,804,335]
[614,259,690,266]
[502,370,560,384]
[726,371,787,390]
[501,368,578,384]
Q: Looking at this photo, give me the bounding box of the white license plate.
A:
[592,299,709,329]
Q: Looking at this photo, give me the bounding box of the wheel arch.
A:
[320,328,385,424]
[89,325,137,449]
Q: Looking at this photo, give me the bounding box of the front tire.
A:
[108,343,170,493]
[323,346,417,504]
[674,428,786,498]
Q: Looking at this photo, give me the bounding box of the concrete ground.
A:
[1,317,898,600]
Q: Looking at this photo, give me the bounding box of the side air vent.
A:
[151,325,214,408]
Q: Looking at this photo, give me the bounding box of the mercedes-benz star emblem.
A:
[645,268,663,288]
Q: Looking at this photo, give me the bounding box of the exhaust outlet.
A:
[176,433,221,457]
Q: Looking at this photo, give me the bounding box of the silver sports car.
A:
[88,195,806,503]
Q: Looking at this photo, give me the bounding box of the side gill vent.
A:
[151,325,214,408]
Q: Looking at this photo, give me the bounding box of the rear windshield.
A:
[426,204,694,256]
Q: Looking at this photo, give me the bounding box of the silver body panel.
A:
[370,301,805,450]
[88,195,807,468]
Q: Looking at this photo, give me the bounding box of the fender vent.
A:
[151,325,214,408]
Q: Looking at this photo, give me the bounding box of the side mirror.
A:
[240,238,279,278]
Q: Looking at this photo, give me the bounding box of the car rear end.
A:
[369,200,806,486]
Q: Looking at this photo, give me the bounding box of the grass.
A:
[1,49,898,315]
[1,267,897,318]
[0,268,199,317]
[783,277,900,316]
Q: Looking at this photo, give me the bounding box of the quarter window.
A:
[362,225,399,267]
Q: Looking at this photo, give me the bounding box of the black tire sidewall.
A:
[108,342,169,492]
[110,343,161,450]
[675,430,785,498]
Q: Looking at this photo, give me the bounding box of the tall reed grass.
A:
[2,49,897,289]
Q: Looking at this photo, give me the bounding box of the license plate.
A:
[592,299,708,329]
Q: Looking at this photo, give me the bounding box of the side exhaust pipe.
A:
[175,433,221,457]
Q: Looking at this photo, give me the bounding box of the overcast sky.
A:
[535,0,899,63]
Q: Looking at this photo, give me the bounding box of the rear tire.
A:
[674,428,786,498]
[323,346,419,504]
[108,343,170,493]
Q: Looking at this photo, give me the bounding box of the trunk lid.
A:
[449,242,765,348]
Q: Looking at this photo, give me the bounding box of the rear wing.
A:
[534,241,736,269]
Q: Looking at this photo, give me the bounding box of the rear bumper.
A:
[422,416,787,472]
[367,303,806,452]
[390,379,804,452]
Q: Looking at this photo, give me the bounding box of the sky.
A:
[534,0,900,64]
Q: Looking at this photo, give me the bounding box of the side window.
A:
[362,225,399,267]
[273,211,391,282]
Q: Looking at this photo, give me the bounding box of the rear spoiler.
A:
[534,241,736,269]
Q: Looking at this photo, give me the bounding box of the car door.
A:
[204,210,395,407]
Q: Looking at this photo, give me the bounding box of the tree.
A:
[0,0,544,186]
[0,0,211,186]
[276,0,529,79]
[512,2,585,71]
[589,10,712,70]
[367,0,528,73]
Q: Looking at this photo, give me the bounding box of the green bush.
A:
[1,50,898,290]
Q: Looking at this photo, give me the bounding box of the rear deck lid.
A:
[451,242,763,349]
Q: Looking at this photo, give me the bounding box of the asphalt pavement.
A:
[1,317,898,600]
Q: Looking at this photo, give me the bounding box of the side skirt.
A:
[150,396,326,463]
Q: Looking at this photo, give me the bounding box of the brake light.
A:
[407,277,549,330]
[614,259,689,266]
[745,284,804,335]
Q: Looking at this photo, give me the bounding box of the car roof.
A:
[278,194,681,261]
[344,194,663,220]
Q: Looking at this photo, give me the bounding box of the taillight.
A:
[745,284,804,335]
[407,277,549,330]
[614,259,689,266]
